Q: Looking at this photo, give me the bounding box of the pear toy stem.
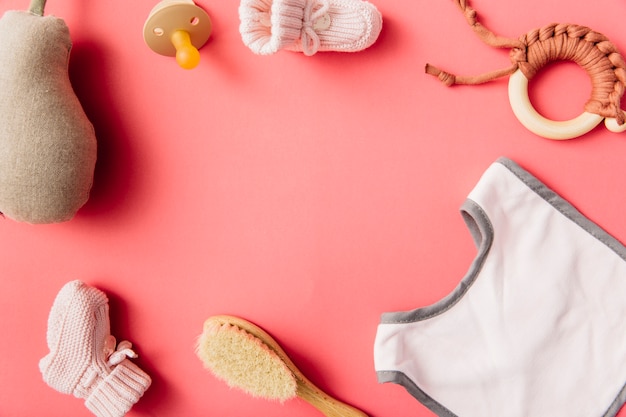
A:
[28,0,47,16]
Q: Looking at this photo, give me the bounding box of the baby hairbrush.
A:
[196,315,368,417]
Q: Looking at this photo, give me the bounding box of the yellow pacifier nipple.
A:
[143,0,212,70]
[171,30,200,69]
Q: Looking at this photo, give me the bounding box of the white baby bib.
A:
[374,158,626,417]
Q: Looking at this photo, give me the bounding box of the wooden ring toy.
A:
[425,0,626,140]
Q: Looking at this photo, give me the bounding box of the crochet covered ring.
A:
[426,0,626,140]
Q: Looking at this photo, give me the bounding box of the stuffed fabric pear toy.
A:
[0,0,97,224]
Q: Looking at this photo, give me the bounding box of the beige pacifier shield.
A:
[143,0,212,56]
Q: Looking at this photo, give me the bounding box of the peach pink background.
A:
[2,0,626,416]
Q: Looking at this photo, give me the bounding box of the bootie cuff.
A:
[239,0,307,54]
[85,359,151,417]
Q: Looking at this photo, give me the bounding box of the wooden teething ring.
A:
[508,69,604,140]
[425,0,626,139]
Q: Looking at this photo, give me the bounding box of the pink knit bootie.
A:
[39,281,151,417]
[239,0,382,55]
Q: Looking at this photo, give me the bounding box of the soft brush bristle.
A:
[196,319,298,402]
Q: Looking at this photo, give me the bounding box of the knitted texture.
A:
[425,0,626,125]
[39,281,151,417]
[239,0,382,55]
[0,11,97,223]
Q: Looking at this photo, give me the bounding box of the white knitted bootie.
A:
[39,281,151,417]
[239,0,382,55]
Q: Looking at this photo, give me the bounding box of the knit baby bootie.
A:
[239,0,382,55]
[39,281,151,417]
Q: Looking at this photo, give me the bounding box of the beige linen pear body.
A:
[0,10,97,223]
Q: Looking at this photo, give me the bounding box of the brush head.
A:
[196,316,298,402]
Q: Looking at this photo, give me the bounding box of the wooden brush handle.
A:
[297,379,368,417]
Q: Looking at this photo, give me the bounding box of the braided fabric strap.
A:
[425,0,626,138]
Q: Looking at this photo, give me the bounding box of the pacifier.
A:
[143,0,212,69]
[426,0,626,140]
